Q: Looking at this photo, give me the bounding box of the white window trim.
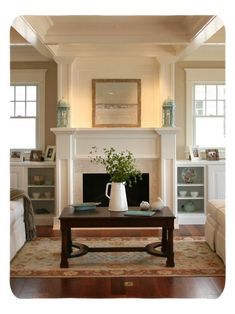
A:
[185,68,225,148]
[11,69,47,150]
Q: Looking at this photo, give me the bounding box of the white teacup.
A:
[179,191,187,197]
[190,191,199,197]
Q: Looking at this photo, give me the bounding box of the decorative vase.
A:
[162,97,176,127]
[105,182,128,212]
[57,98,70,127]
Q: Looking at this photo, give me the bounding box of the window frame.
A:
[185,68,225,149]
[10,69,46,150]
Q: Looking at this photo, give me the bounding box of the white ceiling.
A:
[10,15,225,62]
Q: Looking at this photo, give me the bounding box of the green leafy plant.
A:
[89,147,142,187]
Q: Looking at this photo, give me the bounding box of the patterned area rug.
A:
[10,236,225,277]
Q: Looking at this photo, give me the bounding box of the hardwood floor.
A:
[10,225,225,299]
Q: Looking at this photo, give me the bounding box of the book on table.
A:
[124,210,155,217]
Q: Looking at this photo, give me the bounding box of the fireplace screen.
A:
[83,173,149,206]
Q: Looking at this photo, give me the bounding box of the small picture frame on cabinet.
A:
[10,150,23,162]
[189,146,201,161]
[30,150,43,162]
[206,148,219,161]
[44,145,56,161]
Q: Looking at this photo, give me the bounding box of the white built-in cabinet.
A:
[207,164,225,200]
[176,160,225,225]
[10,161,56,226]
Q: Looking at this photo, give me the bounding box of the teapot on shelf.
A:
[181,201,196,212]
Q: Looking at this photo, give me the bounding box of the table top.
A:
[60,206,175,220]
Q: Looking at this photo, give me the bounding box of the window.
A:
[10,85,38,149]
[185,68,225,149]
[10,69,46,150]
[193,84,225,147]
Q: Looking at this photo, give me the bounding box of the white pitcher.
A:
[105,182,128,212]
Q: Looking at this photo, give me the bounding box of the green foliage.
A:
[89,147,142,187]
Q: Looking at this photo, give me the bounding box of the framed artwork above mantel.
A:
[92,79,141,127]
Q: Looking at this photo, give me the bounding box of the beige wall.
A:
[175,61,225,159]
[10,59,225,158]
[10,61,57,148]
[70,57,161,128]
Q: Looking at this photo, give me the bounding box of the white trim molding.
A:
[11,69,47,150]
[185,68,225,148]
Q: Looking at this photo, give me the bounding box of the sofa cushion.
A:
[207,199,225,220]
[10,200,24,225]
[216,207,225,229]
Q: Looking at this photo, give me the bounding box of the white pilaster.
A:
[54,57,75,101]
[158,59,175,109]
[156,127,180,216]
[51,128,76,227]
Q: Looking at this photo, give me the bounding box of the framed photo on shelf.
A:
[206,148,219,161]
[189,145,200,161]
[30,150,43,162]
[44,145,56,161]
[10,150,23,162]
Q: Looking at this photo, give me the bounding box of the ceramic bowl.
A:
[190,191,199,197]
[44,192,52,198]
[32,192,40,199]
[179,190,187,197]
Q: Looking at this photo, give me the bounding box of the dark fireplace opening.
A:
[83,173,149,206]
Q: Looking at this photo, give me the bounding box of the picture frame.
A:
[30,150,43,162]
[10,150,23,162]
[206,148,219,161]
[92,79,141,127]
[189,145,201,161]
[44,145,56,161]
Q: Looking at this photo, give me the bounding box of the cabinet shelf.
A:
[31,198,55,201]
[177,183,204,187]
[28,185,55,188]
[177,196,204,200]
[27,166,55,225]
[176,164,206,225]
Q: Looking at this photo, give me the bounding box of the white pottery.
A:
[140,201,150,210]
[151,197,164,210]
[179,190,187,197]
[190,191,199,197]
[32,192,40,199]
[105,182,128,212]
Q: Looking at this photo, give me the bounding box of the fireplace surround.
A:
[51,127,179,228]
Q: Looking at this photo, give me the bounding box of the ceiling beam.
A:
[12,16,54,60]
[174,16,224,62]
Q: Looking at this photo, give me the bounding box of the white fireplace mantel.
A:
[51,127,180,228]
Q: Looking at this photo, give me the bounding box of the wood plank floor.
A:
[10,225,225,299]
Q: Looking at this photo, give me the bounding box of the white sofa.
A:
[10,198,26,260]
[205,199,225,263]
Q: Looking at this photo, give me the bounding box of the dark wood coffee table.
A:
[59,206,175,268]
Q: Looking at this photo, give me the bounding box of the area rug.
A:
[10,236,225,277]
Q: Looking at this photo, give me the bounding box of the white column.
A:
[51,127,76,228]
[156,127,180,215]
[158,59,175,122]
[54,56,75,101]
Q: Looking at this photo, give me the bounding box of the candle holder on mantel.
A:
[57,98,70,127]
[162,97,176,127]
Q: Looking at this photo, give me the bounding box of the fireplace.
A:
[51,127,179,228]
[83,173,149,206]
